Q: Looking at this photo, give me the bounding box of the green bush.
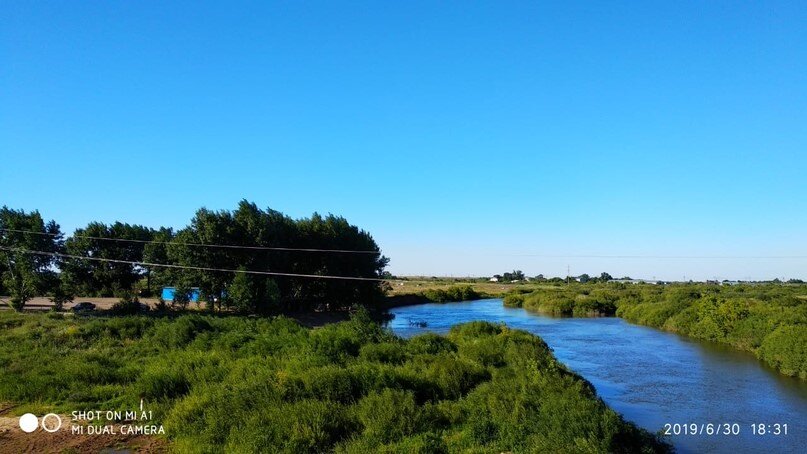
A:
[502,293,524,307]
[356,389,421,443]
[758,325,807,379]
[360,342,408,364]
[406,333,457,355]
[422,285,482,303]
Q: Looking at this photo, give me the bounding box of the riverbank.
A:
[461,282,807,380]
[0,310,669,452]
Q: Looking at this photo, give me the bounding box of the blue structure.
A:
[161,287,201,302]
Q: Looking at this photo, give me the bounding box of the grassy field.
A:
[0,310,669,453]
[385,277,558,298]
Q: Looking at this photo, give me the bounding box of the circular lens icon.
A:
[19,413,38,433]
[41,413,62,433]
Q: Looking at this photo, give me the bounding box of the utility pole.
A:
[566,265,570,285]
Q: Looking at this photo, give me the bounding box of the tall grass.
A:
[0,310,669,453]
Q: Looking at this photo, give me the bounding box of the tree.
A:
[62,222,155,296]
[142,227,174,295]
[228,269,259,313]
[50,275,75,311]
[501,270,525,281]
[0,207,63,311]
[171,283,193,310]
[599,272,613,282]
[578,273,590,283]
[168,200,388,313]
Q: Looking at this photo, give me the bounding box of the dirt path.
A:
[0,297,162,312]
[0,405,169,453]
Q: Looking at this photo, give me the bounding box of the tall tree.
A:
[0,207,63,310]
[142,227,174,295]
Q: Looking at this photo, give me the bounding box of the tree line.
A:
[0,201,389,313]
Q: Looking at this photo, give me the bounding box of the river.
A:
[387,298,807,453]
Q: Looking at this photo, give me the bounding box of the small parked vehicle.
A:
[72,302,96,312]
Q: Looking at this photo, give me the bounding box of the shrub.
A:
[758,325,807,379]
[422,285,481,303]
[356,389,421,443]
[502,293,524,307]
[407,333,457,355]
[360,342,408,364]
[153,315,214,348]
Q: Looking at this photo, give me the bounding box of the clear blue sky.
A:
[2,1,805,280]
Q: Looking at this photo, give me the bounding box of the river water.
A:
[387,299,807,453]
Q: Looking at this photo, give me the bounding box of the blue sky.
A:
[2,1,805,280]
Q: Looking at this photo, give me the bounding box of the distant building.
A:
[161,287,202,302]
[489,277,499,282]
[610,279,660,285]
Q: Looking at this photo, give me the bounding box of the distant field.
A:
[385,278,559,298]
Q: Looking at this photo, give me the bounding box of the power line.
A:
[0,228,381,255]
[0,247,385,282]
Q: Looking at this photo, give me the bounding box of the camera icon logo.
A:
[19,413,38,433]
[19,413,62,433]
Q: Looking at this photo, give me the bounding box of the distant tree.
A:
[50,276,75,311]
[578,273,590,283]
[171,283,193,310]
[111,291,146,315]
[0,207,63,311]
[502,270,525,281]
[599,272,613,282]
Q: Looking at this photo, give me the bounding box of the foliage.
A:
[758,325,807,379]
[612,284,807,379]
[500,282,807,379]
[62,221,156,297]
[1,201,389,315]
[49,278,75,312]
[110,292,148,315]
[422,285,482,303]
[228,269,280,314]
[165,201,388,312]
[0,312,669,453]
[502,293,524,307]
[494,270,525,282]
[171,283,193,310]
[0,206,63,310]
